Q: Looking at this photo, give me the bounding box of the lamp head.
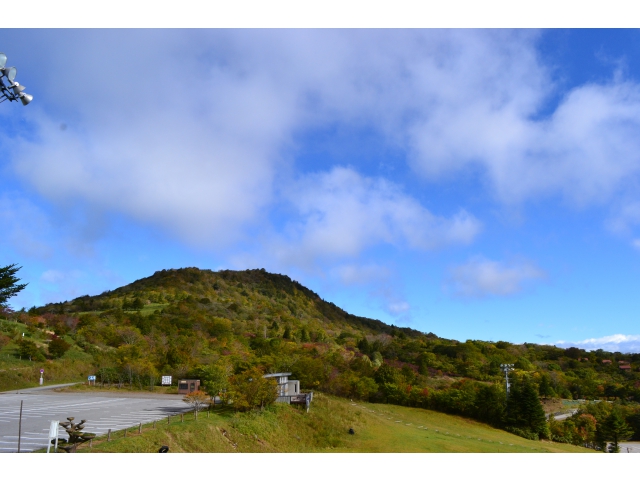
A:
[19,93,33,106]
[2,66,17,82]
[0,53,6,69]
[11,82,25,94]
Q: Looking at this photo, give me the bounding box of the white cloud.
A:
[386,301,411,315]
[555,334,640,353]
[607,201,640,234]
[272,167,481,267]
[331,263,391,286]
[445,256,546,298]
[632,239,640,250]
[41,269,83,283]
[6,29,640,252]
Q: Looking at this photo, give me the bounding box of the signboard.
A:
[47,421,59,453]
[88,375,96,381]
[161,376,172,386]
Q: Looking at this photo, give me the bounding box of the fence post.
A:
[153,420,156,429]
[107,429,111,441]
[124,428,127,438]
[181,414,184,423]
[168,415,170,425]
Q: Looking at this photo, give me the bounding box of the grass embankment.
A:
[0,319,92,391]
[60,383,179,394]
[68,394,591,453]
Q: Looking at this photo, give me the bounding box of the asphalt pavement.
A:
[0,384,192,453]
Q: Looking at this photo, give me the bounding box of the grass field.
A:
[59,393,592,453]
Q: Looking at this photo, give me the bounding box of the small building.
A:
[619,364,632,371]
[263,372,312,408]
[178,379,200,394]
[601,359,612,364]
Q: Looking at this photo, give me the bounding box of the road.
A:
[0,384,192,453]
[619,442,640,453]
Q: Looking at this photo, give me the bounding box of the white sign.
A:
[88,375,96,381]
[161,376,172,385]
[47,421,59,453]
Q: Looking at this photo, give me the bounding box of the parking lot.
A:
[0,387,192,453]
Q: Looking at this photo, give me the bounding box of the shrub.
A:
[49,337,71,359]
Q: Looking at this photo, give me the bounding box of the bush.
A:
[504,426,539,441]
[49,338,71,358]
[18,338,46,361]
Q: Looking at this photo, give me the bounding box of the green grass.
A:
[62,394,593,453]
[60,383,179,394]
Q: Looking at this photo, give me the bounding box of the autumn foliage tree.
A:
[229,367,278,411]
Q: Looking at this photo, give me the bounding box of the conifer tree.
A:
[0,264,27,307]
[601,409,633,453]
[505,375,549,439]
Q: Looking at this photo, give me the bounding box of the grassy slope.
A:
[0,318,92,391]
[73,394,590,453]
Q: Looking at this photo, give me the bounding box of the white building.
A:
[263,372,312,407]
[263,372,299,397]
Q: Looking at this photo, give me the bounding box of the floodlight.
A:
[19,93,33,106]
[0,53,6,69]
[4,66,17,82]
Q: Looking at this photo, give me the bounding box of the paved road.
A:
[0,385,192,453]
[619,442,640,453]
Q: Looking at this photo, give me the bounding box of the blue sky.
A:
[2,29,640,352]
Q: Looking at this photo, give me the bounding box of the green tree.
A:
[0,264,27,308]
[601,409,633,453]
[505,376,549,439]
[474,383,506,426]
[49,338,71,359]
[198,364,231,407]
[282,326,292,340]
[18,338,45,361]
[538,373,555,398]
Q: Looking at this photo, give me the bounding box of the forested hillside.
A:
[1,267,639,449]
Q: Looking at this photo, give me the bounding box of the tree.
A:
[538,374,555,399]
[600,409,633,453]
[182,391,209,419]
[505,375,549,439]
[18,338,45,361]
[229,366,278,411]
[0,264,27,308]
[198,364,231,407]
[49,338,71,359]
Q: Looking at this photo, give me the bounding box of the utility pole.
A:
[17,400,23,453]
[500,364,514,399]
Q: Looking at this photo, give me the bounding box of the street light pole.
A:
[0,52,33,106]
[500,363,514,399]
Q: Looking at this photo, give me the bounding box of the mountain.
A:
[2,267,639,446]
